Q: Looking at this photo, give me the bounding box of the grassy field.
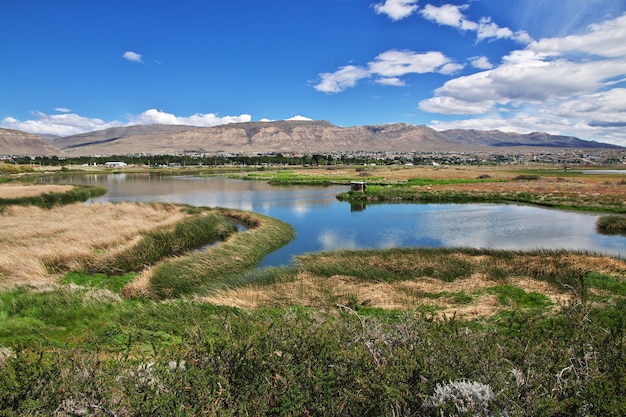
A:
[229,164,626,212]
[2,168,626,415]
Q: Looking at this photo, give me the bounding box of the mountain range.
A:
[0,120,621,156]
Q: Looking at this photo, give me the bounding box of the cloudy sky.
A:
[2,0,625,145]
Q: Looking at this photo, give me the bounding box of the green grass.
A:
[1,289,626,416]
[237,169,384,185]
[62,272,138,292]
[584,271,626,296]
[148,210,295,299]
[0,184,107,209]
[597,215,626,234]
[487,285,553,310]
[405,177,499,186]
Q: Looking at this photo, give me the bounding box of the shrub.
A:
[513,174,540,181]
[597,215,626,234]
[423,379,500,417]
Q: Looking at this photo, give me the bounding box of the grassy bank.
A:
[0,201,295,297]
[0,184,107,209]
[203,247,626,317]
[146,210,295,299]
[597,215,626,234]
[338,184,626,213]
[226,165,626,213]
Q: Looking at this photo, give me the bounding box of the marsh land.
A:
[2,164,626,416]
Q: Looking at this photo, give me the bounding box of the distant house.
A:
[104,161,127,168]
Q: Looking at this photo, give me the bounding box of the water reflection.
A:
[40,173,626,266]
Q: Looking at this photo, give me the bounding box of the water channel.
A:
[41,173,626,266]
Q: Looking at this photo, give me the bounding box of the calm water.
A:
[41,173,626,266]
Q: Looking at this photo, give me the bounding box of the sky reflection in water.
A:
[42,174,626,266]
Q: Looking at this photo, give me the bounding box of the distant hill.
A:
[0,128,62,156]
[440,129,616,149]
[3,121,621,156]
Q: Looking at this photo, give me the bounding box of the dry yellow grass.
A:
[201,271,570,319]
[0,202,188,290]
[0,184,74,198]
[202,247,626,318]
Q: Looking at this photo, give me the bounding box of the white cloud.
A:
[372,0,419,21]
[127,109,251,126]
[1,109,253,136]
[286,115,313,121]
[420,13,626,113]
[123,51,143,63]
[369,50,451,76]
[420,4,532,44]
[529,13,626,58]
[314,65,371,93]
[314,49,461,93]
[1,112,122,136]
[556,89,626,127]
[469,56,493,70]
[419,95,494,115]
[54,107,71,113]
[375,77,406,87]
[421,12,626,144]
[420,4,477,31]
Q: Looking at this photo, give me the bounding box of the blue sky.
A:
[2,0,625,145]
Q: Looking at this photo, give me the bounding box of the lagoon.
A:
[41,173,626,266]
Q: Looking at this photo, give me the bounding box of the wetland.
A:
[2,164,626,416]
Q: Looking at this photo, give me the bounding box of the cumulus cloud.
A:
[123,51,143,63]
[286,115,313,121]
[314,65,371,93]
[421,12,626,144]
[420,4,476,31]
[529,13,626,58]
[420,13,626,114]
[372,0,419,21]
[469,56,493,70]
[54,107,71,113]
[420,4,532,44]
[127,109,251,126]
[1,109,253,136]
[1,112,122,136]
[314,49,461,93]
[376,77,406,87]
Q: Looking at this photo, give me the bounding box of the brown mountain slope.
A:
[51,121,492,155]
[0,128,62,156]
[24,121,626,156]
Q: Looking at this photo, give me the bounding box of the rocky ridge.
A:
[1,121,621,156]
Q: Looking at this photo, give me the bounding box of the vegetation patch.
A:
[2,289,626,416]
[201,248,626,318]
[0,203,240,291]
[145,210,295,299]
[597,215,626,234]
[487,285,553,310]
[0,184,107,209]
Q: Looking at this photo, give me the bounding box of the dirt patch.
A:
[0,184,74,198]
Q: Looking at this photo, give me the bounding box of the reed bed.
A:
[0,202,189,290]
[0,184,74,198]
[0,184,107,208]
[143,209,295,299]
[202,248,626,317]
